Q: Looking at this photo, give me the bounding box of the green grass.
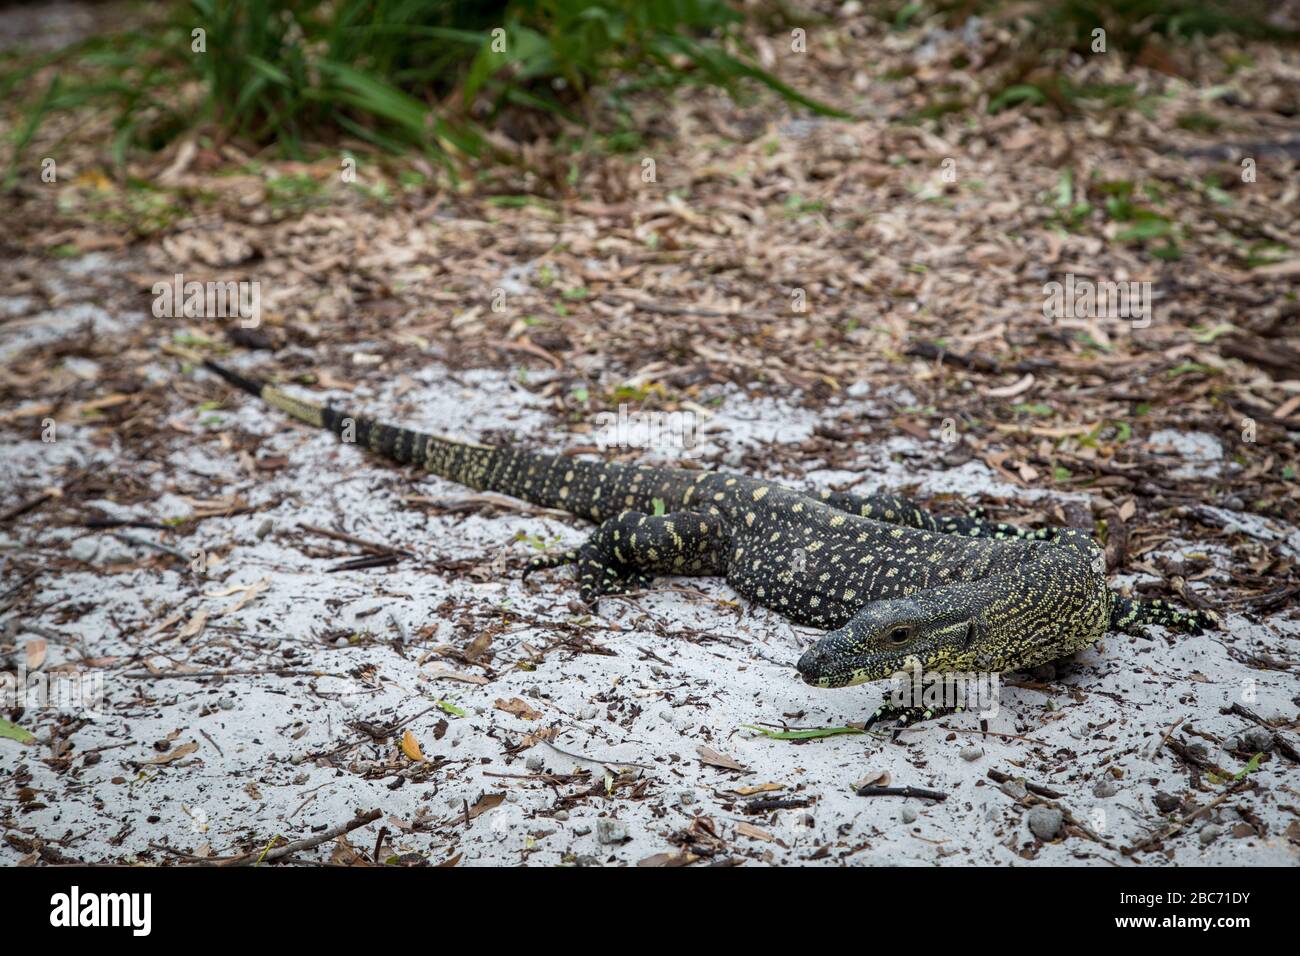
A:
[4,0,841,179]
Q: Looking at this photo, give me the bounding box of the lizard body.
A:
[204,360,1214,695]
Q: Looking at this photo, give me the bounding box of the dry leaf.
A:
[637,851,698,867]
[144,741,199,765]
[400,730,424,761]
[177,609,208,642]
[466,793,506,820]
[734,822,774,842]
[519,727,560,749]
[986,373,1035,398]
[696,745,748,772]
[494,697,542,720]
[24,639,46,670]
[424,667,489,684]
[853,769,892,791]
[732,782,785,796]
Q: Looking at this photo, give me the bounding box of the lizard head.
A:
[796,596,985,688]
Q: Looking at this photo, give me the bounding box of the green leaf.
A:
[1233,752,1264,780]
[742,724,864,740]
[652,498,666,516]
[1116,218,1173,241]
[988,84,1045,113]
[1013,402,1054,417]
[0,718,35,744]
[437,699,465,718]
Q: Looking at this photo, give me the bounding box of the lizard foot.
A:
[524,545,651,605]
[865,701,959,729]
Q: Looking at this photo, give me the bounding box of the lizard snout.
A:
[796,643,832,685]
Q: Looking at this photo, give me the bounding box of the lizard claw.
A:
[522,550,576,580]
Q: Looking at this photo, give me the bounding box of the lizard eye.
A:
[885,626,912,646]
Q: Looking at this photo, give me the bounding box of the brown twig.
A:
[855,786,948,801]
[221,809,383,866]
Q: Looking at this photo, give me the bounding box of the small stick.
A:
[1154,717,1185,760]
[986,768,1063,800]
[222,809,382,866]
[300,523,411,556]
[109,532,190,561]
[856,786,948,801]
[328,553,401,573]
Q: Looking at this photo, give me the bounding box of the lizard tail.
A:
[1109,594,1218,635]
[205,358,515,486]
[202,359,646,520]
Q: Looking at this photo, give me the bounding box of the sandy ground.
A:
[1,280,1297,867]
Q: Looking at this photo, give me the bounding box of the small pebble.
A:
[900,806,918,824]
[69,538,100,563]
[255,518,274,540]
[218,698,235,711]
[596,818,628,844]
[960,746,982,762]
[678,790,696,807]
[554,810,569,821]
[1238,727,1274,752]
[1093,779,1120,799]
[1027,806,1064,841]
[1153,791,1182,813]
[525,754,544,771]
[1199,824,1223,846]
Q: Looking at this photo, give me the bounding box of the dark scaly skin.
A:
[204,360,1216,703]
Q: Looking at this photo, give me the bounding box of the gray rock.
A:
[900,806,918,824]
[1199,824,1223,846]
[525,754,544,771]
[218,698,235,711]
[69,538,100,562]
[1238,727,1275,752]
[596,818,628,844]
[1000,779,1028,801]
[573,825,591,836]
[677,790,696,807]
[255,518,274,540]
[1093,779,1120,798]
[960,746,983,762]
[553,809,569,821]
[1153,791,1182,813]
[1027,806,1064,841]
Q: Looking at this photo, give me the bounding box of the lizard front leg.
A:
[523,510,730,605]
